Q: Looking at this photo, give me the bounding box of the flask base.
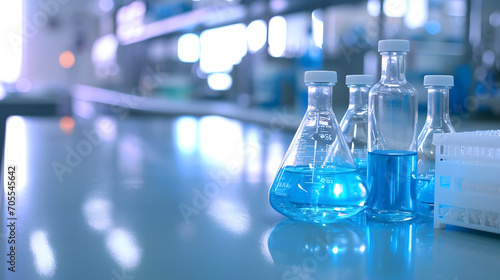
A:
[367,209,416,222]
[270,199,366,223]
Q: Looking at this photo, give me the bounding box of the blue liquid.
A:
[367,150,417,221]
[355,158,368,182]
[269,166,368,223]
[417,174,435,217]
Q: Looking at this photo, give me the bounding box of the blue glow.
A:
[383,0,406,18]
[269,166,367,223]
[175,116,198,154]
[83,198,113,232]
[268,16,286,57]
[116,1,146,42]
[4,117,27,191]
[199,116,243,164]
[207,73,232,91]
[265,141,285,183]
[360,245,366,252]
[92,34,118,64]
[312,9,324,48]
[178,33,200,63]
[404,0,428,29]
[200,24,247,73]
[367,0,381,17]
[333,246,339,254]
[247,20,267,53]
[106,228,142,270]
[425,20,441,35]
[30,231,56,277]
[99,0,114,12]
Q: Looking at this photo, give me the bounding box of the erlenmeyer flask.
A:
[417,75,455,217]
[269,71,368,223]
[339,75,373,180]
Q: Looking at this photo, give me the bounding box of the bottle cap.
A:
[304,71,337,84]
[346,75,373,85]
[424,75,454,87]
[378,39,410,52]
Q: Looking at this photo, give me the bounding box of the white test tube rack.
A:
[433,130,500,234]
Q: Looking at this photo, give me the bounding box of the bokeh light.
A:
[59,116,75,133]
[59,50,75,68]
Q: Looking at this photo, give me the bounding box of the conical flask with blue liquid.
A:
[269,71,368,223]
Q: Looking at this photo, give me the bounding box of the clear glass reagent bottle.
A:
[417,75,455,217]
[340,75,373,182]
[367,40,419,222]
[269,71,368,223]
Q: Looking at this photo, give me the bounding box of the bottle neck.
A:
[348,85,370,110]
[380,52,407,83]
[426,86,451,126]
[307,83,333,111]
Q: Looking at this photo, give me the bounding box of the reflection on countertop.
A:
[1,115,499,280]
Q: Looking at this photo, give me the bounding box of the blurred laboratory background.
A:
[3,3,500,279]
[2,0,500,131]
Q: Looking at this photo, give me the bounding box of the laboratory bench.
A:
[1,115,500,280]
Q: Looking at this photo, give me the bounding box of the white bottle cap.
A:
[424,75,454,87]
[304,71,337,84]
[346,75,373,85]
[378,39,410,52]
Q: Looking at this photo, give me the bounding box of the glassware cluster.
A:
[366,39,419,222]
[269,39,455,223]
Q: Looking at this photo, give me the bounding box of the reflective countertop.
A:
[1,115,499,280]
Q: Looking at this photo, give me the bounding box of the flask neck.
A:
[307,83,333,111]
[426,87,451,126]
[380,52,407,83]
[348,85,369,110]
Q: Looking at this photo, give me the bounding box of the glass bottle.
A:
[269,71,368,223]
[417,75,455,217]
[367,40,419,222]
[340,75,373,181]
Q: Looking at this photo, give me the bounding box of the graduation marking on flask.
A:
[269,70,368,223]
